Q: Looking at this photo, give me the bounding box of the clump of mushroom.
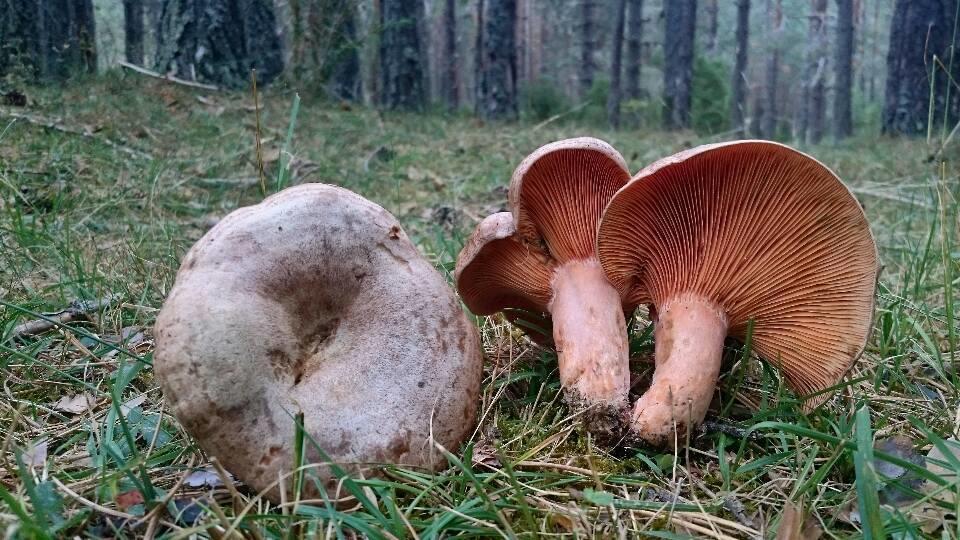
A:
[598,141,879,446]
[455,138,636,439]
[155,184,483,501]
[458,138,879,447]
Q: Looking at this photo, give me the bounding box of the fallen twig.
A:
[1,109,152,161]
[119,61,219,92]
[531,101,590,132]
[721,496,756,529]
[9,294,122,338]
[193,176,260,188]
[698,419,762,441]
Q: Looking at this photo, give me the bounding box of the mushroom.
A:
[155,184,483,501]
[597,141,879,445]
[455,137,634,438]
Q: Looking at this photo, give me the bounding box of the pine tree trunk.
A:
[0,0,40,79]
[380,0,426,110]
[730,0,750,136]
[625,0,643,99]
[330,3,360,101]
[443,0,458,109]
[289,0,362,100]
[607,0,627,128]
[882,0,960,135]
[527,0,542,82]
[834,0,855,139]
[124,0,145,64]
[515,0,526,88]
[761,0,781,138]
[800,0,828,144]
[579,0,597,96]
[704,0,718,55]
[0,0,97,81]
[156,0,283,89]
[663,0,697,129]
[477,0,517,119]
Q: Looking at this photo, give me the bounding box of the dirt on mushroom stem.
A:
[627,292,729,447]
[547,258,630,442]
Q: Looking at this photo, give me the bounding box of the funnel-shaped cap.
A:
[598,141,878,401]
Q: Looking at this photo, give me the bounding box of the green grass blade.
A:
[853,406,885,539]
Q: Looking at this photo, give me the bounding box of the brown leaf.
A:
[116,489,144,510]
[184,467,228,488]
[922,437,960,504]
[23,439,47,468]
[53,393,95,414]
[261,148,281,164]
[548,512,576,533]
[776,500,821,540]
[405,166,426,182]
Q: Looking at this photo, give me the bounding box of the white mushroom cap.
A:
[155,184,482,501]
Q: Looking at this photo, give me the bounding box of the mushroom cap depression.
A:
[456,137,633,328]
[155,184,482,501]
[598,141,878,405]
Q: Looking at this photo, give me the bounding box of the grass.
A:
[0,71,958,538]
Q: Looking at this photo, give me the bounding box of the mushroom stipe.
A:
[455,138,636,443]
[155,184,483,502]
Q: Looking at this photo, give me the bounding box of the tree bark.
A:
[443,0,458,109]
[330,3,360,101]
[124,0,145,64]
[607,0,627,128]
[704,0,719,55]
[663,0,697,129]
[579,0,597,96]
[156,0,283,89]
[380,0,426,110]
[0,0,97,81]
[625,0,643,100]
[834,0,855,139]
[476,0,517,120]
[799,0,828,144]
[761,0,782,139]
[730,0,750,136]
[288,0,361,101]
[883,0,960,135]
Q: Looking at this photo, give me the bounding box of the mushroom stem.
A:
[629,294,729,446]
[548,259,630,436]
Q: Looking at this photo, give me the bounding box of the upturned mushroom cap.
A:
[455,138,634,439]
[455,212,554,316]
[597,141,879,405]
[509,137,631,261]
[456,137,633,321]
[155,184,482,501]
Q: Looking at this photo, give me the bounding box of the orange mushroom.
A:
[456,138,635,439]
[598,141,879,446]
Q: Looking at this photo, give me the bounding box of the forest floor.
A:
[0,73,958,539]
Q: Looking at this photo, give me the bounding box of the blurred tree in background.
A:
[0,0,97,81]
[122,0,144,64]
[154,0,283,88]
[476,0,518,120]
[5,0,953,141]
[379,0,427,110]
[883,0,960,136]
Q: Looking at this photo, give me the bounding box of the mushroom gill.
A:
[598,141,879,446]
